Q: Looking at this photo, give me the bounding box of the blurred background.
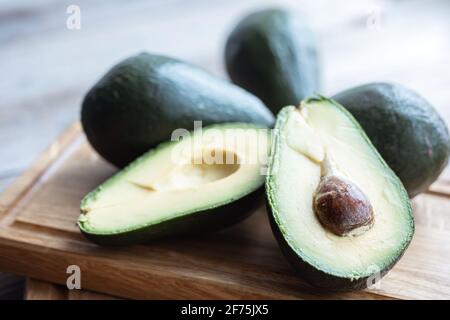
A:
[0,0,449,299]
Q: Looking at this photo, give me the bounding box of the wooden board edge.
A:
[25,278,116,300]
[0,234,394,300]
[25,278,68,300]
[0,122,82,221]
[427,181,450,198]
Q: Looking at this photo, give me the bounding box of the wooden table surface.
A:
[1,0,449,299]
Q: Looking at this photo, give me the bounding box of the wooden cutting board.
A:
[25,278,115,300]
[1,123,450,300]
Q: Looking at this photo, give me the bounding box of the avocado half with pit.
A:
[266,97,414,291]
[79,123,270,245]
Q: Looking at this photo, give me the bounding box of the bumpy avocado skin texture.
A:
[81,53,274,167]
[225,8,320,114]
[333,83,450,197]
[266,100,414,291]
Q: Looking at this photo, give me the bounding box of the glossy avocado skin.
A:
[81,53,274,167]
[81,188,263,246]
[225,8,320,113]
[333,83,450,197]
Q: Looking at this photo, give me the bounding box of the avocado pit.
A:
[313,175,374,237]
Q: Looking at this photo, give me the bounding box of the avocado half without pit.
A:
[78,123,270,245]
[266,97,414,291]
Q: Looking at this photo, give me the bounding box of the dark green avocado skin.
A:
[81,53,274,167]
[81,188,263,246]
[225,8,320,113]
[333,83,450,197]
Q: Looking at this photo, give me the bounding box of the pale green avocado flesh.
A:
[266,97,414,289]
[79,123,270,242]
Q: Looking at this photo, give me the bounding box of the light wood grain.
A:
[0,124,449,300]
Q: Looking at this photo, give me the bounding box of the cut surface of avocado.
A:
[79,123,270,244]
[266,97,414,290]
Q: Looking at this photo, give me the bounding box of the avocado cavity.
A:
[133,149,241,192]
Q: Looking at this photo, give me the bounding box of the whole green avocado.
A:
[81,53,274,167]
[333,83,450,197]
[225,8,320,113]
